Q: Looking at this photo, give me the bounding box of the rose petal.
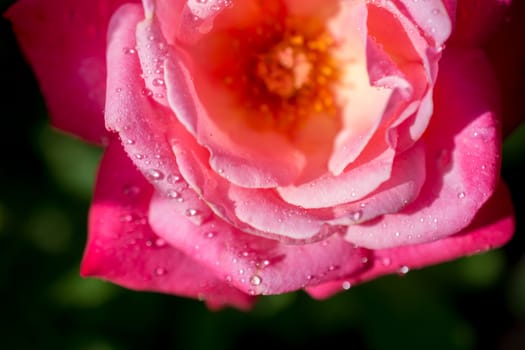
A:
[307,180,514,299]
[395,0,452,48]
[149,192,369,295]
[82,138,254,309]
[345,47,502,249]
[4,0,134,143]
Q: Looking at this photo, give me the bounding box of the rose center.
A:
[193,5,342,133]
[255,41,312,98]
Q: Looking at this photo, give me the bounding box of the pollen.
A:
[218,16,341,133]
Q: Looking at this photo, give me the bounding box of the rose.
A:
[6,0,517,309]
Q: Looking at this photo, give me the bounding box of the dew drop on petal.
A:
[154,267,167,276]
[141,88,153,97]
[119,214,134,223]
[382,257,392,266]
[350,210,363,221]
[458,192,466,199]
[342,281,351,290]
[167,189,180,199]
[398,265,410,275]
[185,208,198,217]
[152,78,165,87]
[167,174,181,184]
[123,47,136,54]
[206,231,216,239]
[146,169,164,181]
[155,238,166,247]
[250,275,262,286]
[123,185,141,197]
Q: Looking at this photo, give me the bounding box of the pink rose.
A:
[6,0,516,309]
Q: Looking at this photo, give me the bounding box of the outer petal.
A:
[346,47,502,249]
[5,0,136,143]
[307,181,514,299]
[149,192,370,295]
[82,138,254,310]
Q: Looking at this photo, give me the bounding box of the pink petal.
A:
[346,47,502,249]
[82,138,254,310]
[277,142,414,209]
[395,0,452,48]
[4,0,134,143]
[307,180,514,299]
[162,17,308,188]
[104,4,216,229]
[149,192,369,296]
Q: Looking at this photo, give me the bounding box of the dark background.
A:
[1,1,524,349]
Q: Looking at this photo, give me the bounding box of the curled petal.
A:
[82,138,254,309]
[346,47,502,249]
[149,192,369,295]
[307,181,514,299]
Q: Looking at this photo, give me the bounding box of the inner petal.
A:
[173,0,379,186]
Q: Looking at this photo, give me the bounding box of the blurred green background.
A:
[1,1,524,349]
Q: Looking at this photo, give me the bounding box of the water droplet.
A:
[123,185,141,196]
[250,275,262,286]
[152,78,165,87]
[126,139,135,145]
[115,87,122,93]
[382,257,392,266]
[328,265,336,271]
[146,169,164,181]
[155,238,166,247]
[398,265,410,275]
[262,259,270,267]
[225,275,232,283]
[154,267,167,276]
[350,210,363,221]
[361,257,369,264]
[205,231,215,239]
[141,88,153,97]
[167,189,179,199]
[119,214,134,222]
[185,208,198,216]
[394,231,400,237]
[458,192,466,199]
[167,174,181,184]
[342,281,352,290]
[134,153,145,160]
[239,269,245,275]
[123,47,136,54]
